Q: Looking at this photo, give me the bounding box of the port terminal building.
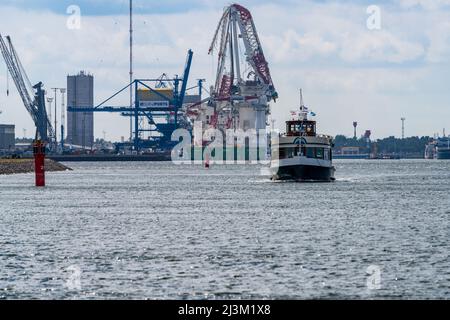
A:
[0,124,15,151]
[67,71,94,149]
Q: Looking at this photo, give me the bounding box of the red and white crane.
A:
[187,3,277,131]
[209,3,277,102]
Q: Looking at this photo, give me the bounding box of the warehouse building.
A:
[0,124,15,150]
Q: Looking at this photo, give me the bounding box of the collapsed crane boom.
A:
[0,34,53,141]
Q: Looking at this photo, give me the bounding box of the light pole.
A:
[60,88,66,151]
[52,87,65,150]
[401,117,406,139]
[46,97,53,125]
[46,97,54,147]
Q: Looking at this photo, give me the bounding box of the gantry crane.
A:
[68,50,194,151]
[0,34,54,143]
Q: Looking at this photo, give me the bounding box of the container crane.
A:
[0,34,54,143]
[68,50,194,152]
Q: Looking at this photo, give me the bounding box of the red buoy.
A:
[33,140,46,187]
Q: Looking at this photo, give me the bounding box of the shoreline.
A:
[48,153,172,162]
[0,159,72,175]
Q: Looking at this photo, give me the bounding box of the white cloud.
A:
[425,20,450,62]
[397,0,450,10]
[253,2,427,65]
[263,29,337,63]
[344,30,425,63]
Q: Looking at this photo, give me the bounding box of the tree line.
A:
[333,135,432,155]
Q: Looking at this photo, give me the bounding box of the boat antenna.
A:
[299,88,308,120]
[300,88,304,109]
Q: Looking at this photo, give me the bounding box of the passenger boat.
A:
[424,136,450,159]
[436,137,450,160]
[270,93,335,182]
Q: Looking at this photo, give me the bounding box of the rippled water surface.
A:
[0,160,449,299]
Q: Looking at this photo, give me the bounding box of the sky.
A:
[0,0,449,140]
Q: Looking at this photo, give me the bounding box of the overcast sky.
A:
[0,0,449,140]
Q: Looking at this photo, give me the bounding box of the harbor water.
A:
[0,160,448,299]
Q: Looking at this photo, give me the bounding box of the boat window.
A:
[287,124,295,133]
[306,147,315,158]
[287,148,294,158]
[316,148,324,160]
[303,123,315,136]
[324,149,330,161]
[276,146,331,160]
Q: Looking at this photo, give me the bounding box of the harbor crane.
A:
[186,3,277,132]
[0,34,54,143]
[68,50,194,152]
[208,3,277,102]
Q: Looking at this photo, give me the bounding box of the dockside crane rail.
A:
[0,34,54,142]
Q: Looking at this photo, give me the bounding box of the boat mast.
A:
[299,88,308,121]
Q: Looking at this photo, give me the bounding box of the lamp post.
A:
[60,88,66,151]
[46,97,53,125]
[52,87,65,151]
[401,117,406,139]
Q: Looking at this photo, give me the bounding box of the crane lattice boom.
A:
[0,34,53,141]
[208,3,277,101]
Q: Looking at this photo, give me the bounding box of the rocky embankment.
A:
[0,159,71,175]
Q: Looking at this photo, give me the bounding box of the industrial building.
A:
[0,124,15,150]
[67,71,94,149]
